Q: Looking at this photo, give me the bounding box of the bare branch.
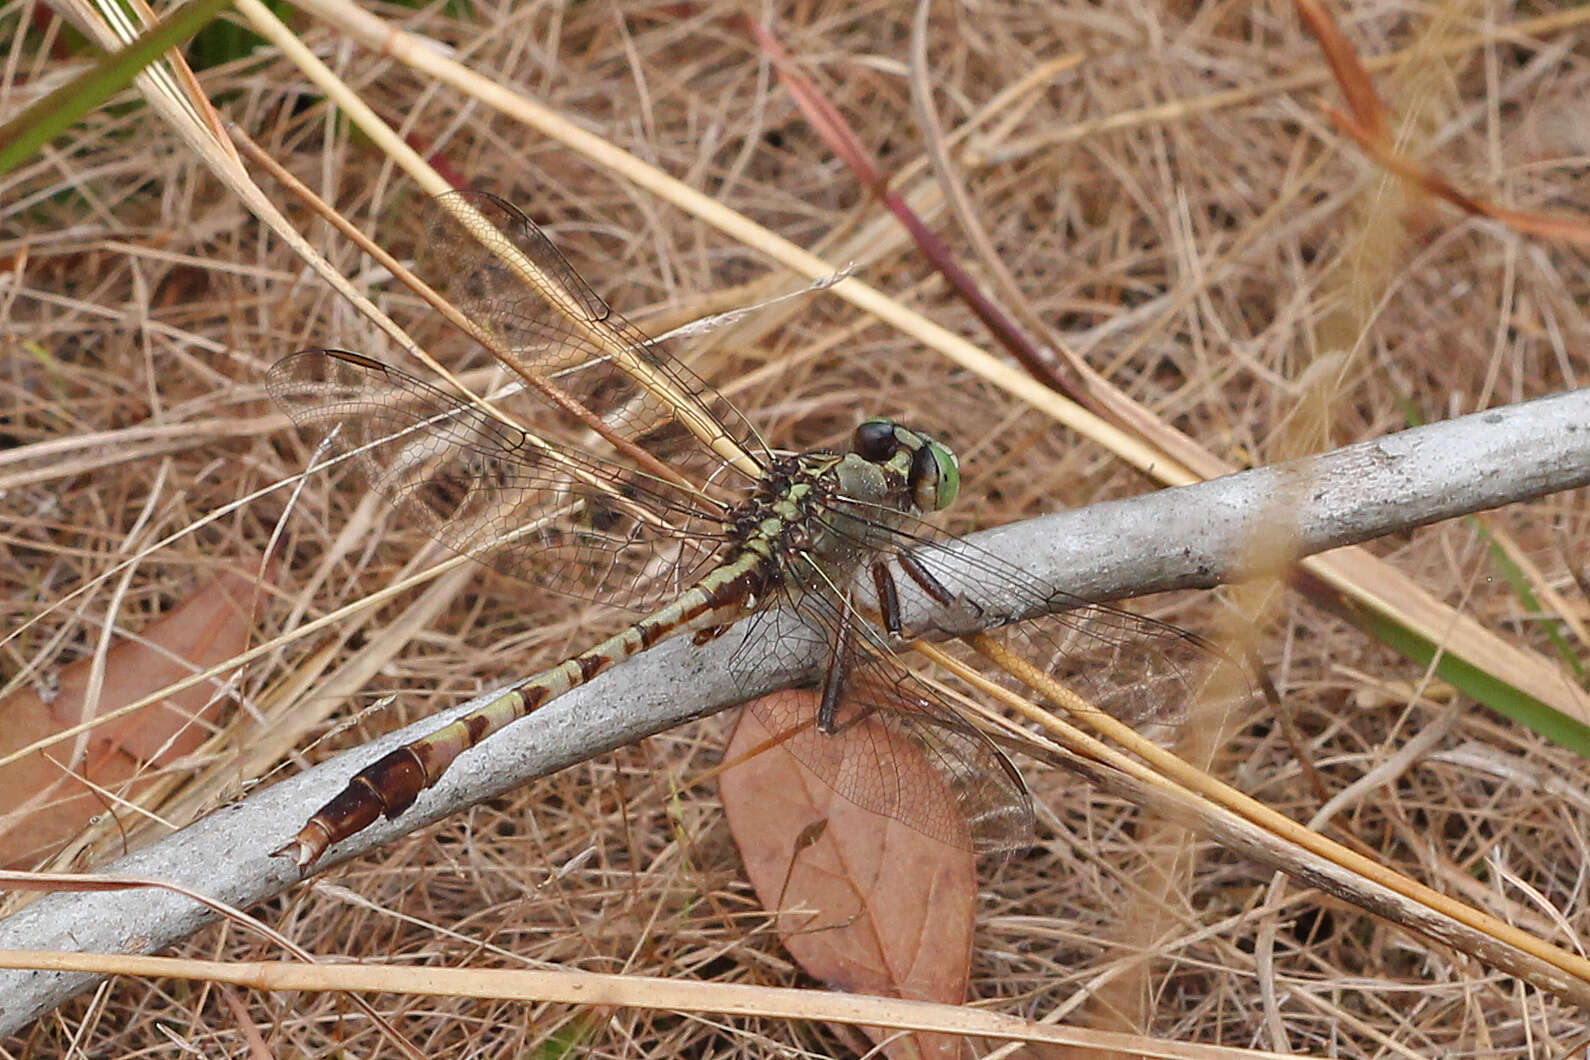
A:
[1,387,1588,1030]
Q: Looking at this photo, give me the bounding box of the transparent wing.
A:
[731,496,1250,853]
[735,569,1035,856]
[267,349,733,609]
[419,190,771,489]
[744,666,1035,855]
[825,494,1249,732]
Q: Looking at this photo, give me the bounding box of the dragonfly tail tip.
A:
[271,834,323,869]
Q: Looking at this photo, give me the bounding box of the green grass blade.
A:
[1351,601,1590,757]
[0,0,234,177]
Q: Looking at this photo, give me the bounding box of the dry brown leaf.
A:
[722,694,978,1060]
[0,566,265,866]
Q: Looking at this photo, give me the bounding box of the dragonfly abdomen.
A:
[276,549,774,867]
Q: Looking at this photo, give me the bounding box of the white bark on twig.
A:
[2,387,1588,1030]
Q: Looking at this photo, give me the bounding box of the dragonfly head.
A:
[852,418,961,512]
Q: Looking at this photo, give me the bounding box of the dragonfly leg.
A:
[896,551,956,605]
[870,560,902,635]
[816,592,857,735]
[897,550,988,633]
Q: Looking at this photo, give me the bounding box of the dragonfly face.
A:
[851,417,960,512]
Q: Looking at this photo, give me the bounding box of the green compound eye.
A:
[909,438,960,511]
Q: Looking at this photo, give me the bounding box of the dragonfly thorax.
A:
[723,419,959,601]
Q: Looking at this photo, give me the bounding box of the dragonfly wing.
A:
[267,349,729,609]
[419,191,770,490]
[825,500,1251,732]
[739,591,1035,856]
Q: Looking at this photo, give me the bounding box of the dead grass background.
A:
[4,0,1590,1055]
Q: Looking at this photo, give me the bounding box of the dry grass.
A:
[4,0,1590,1055]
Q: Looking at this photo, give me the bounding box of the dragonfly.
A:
[267,190,1218,868]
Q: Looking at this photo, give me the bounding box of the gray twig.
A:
[2,387,1588,1030]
